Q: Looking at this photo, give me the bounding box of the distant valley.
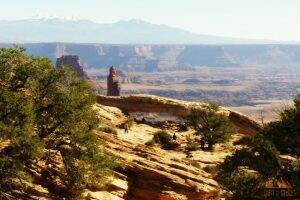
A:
[1,43,299,120]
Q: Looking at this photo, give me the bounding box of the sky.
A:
[1,0,299,41]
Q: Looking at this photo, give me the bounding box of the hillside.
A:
[2,43,300,71]
[5,95,262,200]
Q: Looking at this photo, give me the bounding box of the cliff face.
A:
[2,43,300,72]
[56,55,89,79]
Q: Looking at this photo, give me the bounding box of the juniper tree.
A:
[186,103,235,149]
[0,47,117,197]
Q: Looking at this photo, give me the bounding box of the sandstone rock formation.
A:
[5,95,266,200]
[56,55,88,79]
[90,104,224,200]
[97,95,261,136]
[107,66,121,96]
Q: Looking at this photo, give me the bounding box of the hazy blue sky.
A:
[1,0,299,41]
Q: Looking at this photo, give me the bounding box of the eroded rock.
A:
[56,55,89,79]
[107,66,121,96]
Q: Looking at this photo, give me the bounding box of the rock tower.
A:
[56,55,88,79]
[107,66,121,96]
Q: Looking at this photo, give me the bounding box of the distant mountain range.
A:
[0,18,288,44]
[1,43,300,71]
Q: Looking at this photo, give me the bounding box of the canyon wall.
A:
[1,43,300,71]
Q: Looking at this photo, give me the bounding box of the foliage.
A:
[186,137,198,151]
[221,170,263,200]
[263,94,300,156]
[186,103,235,149]
[152,130,172,147]
[217,95,299,199]
[0,47,118,197]
[218,114,299,199]
[220,134,281,178]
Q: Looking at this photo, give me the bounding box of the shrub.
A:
[218,95,300,198]
[221,170,263,200]
[263,94,300,156]
[186,138,198,151]
[186,103,236,149]
[153,130,172,146]
[220,134,281,178]
[99,126,118,135]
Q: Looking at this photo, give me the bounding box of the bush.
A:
[186,138,198,151]
[263,94,300,156]
[218,95,300,198]
[220,134,281,178]
[221,170,263,200]
[152,130,172,146]
[99,126,118,135]
[186,103,236,149]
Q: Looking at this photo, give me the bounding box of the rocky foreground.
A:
[13,95,262,200]
[92,105,221,200]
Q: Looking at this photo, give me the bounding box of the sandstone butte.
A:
[15,94,265,200]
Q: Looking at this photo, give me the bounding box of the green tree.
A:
[263,94,300,155]
[186,103,235,149]
[221,170,263,200]
[0,47,117,198]
[220,134,281,178]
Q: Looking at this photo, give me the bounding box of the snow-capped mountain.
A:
[0,18,279,44]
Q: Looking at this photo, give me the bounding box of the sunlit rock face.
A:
[56,55,88,79]
[107,66,121,96]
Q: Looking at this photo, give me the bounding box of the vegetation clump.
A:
[221,170,264,200]
[186,137,198,151]
[263,95,300,155]
[186,103,236,150]
[218,94,300,199]
[146,130,177,149]
[0,47,118,198]
[153,130,172,146]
